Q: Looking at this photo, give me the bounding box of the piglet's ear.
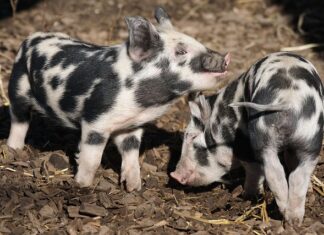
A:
[189,95,211,124]
[154,7,173,30]
[125,16,160,62]
[198,95,211,122]
[189,101,202,120]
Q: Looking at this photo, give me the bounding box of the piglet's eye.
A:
[175,49,187,56]
[185,132,198,141]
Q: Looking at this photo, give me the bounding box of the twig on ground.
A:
[0,65,10,106]
[143,220,168,231]
[281,43,324,52]
[173,210,233,225]
[311,175,324,196]
[182,0,208,21]
[173,199,269,227]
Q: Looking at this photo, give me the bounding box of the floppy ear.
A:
[189,101,202,120]
[198,95,211,122]
[125,16,160,62]
[189,95,211,125]
[154,7,173,30]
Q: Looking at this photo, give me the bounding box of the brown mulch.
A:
[0,0,323,234]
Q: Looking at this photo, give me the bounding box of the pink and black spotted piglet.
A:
[172,52,323,225]
[6,7,230,192]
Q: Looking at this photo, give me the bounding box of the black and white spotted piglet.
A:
[7,7,230,192]
[171,52,323,224]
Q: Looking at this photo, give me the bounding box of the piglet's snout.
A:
[170,160,196,185]
[202,52,230,73]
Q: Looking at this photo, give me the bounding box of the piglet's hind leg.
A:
[285,157,318,226]
[262,148,288,216]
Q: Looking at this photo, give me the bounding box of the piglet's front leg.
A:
[75,123,110,187]
[114,128,143,192]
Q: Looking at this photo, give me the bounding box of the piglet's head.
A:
[171,95,235,187]
[125,7,230,91]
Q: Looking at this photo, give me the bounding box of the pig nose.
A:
[202,52,229,72]
[202,54,220,71]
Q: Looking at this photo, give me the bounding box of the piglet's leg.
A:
[262,148,288,216]
[7,121,29,149]
[114,128,143,192]
[75,123,109,187]
[242,162,264,197]
[285,157,318,226]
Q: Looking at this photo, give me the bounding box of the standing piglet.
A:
[171,52,323,225]
[7,7,230,192]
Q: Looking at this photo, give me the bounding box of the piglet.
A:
[171,52,323,225]
[6,7,229,192]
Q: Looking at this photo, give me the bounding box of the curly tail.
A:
[229,102,288,112]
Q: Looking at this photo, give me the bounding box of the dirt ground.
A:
[0,0,323,234]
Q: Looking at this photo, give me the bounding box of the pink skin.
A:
[170,170,195,185]
[170,159,199,185]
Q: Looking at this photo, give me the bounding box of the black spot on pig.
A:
[28,35,54,48]
[8,64,31,122]
[289,67,322,94]
[104,49,118,62]
[135,72,191,107]
[242,73,252,101]
[30,49,48,109]
[59,48,120,115]
[269,59,281,64]
[207,93,218,108]
[86,131,105,145]
[49,76,62,90]
[253,56,268,76]
[125,77,134,88]
[221,125,233,142]
[50,51,64,67]
[121,136,140,152]
[252,87,276,105]
[83,72,120,122]
[267,68,291,90]
[193,116,204,131]
[189,54,205,73]
[194,144,209,166]
[223,80,239,104]
[278,52,308,63]
[132,62,142,73]
[301,96,316,119]
[59,97,77,113]
[204,129,216,149]
[178,61,186,66]
[8,45,31,121]
[155,57,170,70]
[211,123,218,136]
